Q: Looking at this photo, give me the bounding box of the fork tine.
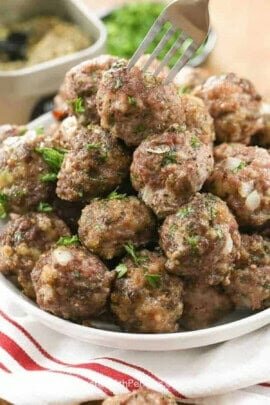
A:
[164,41,199,84]
[127,15,165,69]
[153,32,188,76]
[142,26,176,73]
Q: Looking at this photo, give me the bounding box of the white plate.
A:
[0,112,269,351]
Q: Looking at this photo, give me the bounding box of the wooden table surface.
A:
[84,0,270,99]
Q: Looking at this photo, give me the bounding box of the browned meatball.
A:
[103,389,177,405]
[207,143,270,227]
[226,234,270,310]
[174,65,210,93]
[0,133,52,214]
[54,55,119,124]
[160,193,241,285]
[0,213,71,298]
[32,245,114,320]
[193,73,263,144]
[110,249,184,333]
[78,196,156,260]
[181,282,233,330]
[56,124,131,202]
[96,60,183,147]
[131,127,214,218]
[0,124,27,143]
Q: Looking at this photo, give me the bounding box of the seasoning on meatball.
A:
[56,124,131,202]
[78,195,156,260]
[102,389,177,405]
[110,249,184,333]
[226,234,270,310]
[0,124,27,143]
[0,213,71,298]
[131,126,214,218]
[174,65,210,93]
[181,282,233,330]
[96,60,183,147]
[53,55,119,124]
[32,244,114,320]
[207,143,270,228]
[193,73,264,144]
[0,132,53,215]
[160,193,241,285]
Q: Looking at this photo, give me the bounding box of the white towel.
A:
[0,289,269,405]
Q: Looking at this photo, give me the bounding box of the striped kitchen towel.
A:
[0,291,269,405]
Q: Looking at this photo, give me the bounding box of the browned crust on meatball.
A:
[207,143,270,227]
[131,127,214,218]
[78,196,156,260]
[32,245,114,320]
[0,213,70,298]
[181,282,233,330]
[194,73,263,144]
[160,193,241,285]
[56,124,131,202]
[102,389,177,405]
[97,61,183,147]
[54,55,120,124]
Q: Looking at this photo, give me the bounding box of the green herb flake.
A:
[72,97,85,114]
[35,147,66,172]
[0,192,8,219]
[107,189,127,201]
[40,173,58,182]
[186,235,200,253]
[87,143,102,151]
[145,273,161,288]
[135,124,145,134]
[178,85,190,95]
[128,96,137,106]
[124,242,146,266]
[115,263,128,279]
[168,224,177,236]
[114,78,123,90]
[57,235,80,246]
[177,206,193,219]
[161,150,177,166]
[36,126,44,135]
[190,135,201,149]
[87,143,108,162]
[37,202,53,213]
[18,127,27,136]
[232,161,247,173]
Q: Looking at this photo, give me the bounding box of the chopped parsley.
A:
[40,172,58,183]
[0,193,8,219]
[124,242,146,266]
[87,143,102,150]
[114,78,123,89]
[190,135,201,149]
[57,235,80,246]
[145,273,161,288]
[35,126,44,135]
[106,189,127,200]
[232,161,247,173]
[178,85,190,95]
[87,143,108,162]
[115,263,128,279]
[185,235,200,253]
[168,224,178,236]
[128,96,137,106]
[18,127,27,136]
[72,97,85,113]
[37,202,53,213]
[161,150,177,166]
[177,206,193,219]
[35,147,66,172]
[135,124,145,133]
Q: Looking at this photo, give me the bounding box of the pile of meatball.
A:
[0,55,269,334]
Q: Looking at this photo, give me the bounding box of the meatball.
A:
[32,245,114,320]
[103,389,177,405]
[110,249,184,333]
[54,55,119,124]
[0,213,70,298]
[174,65,210,92]
[56,124,131,202]
[193,73,264,144]
[131,127,214,218]
[207,143,270,227]
[96,60,183,147]
[160,193,241,285]
[226,234,270,310]
[0,124,27,143]
[181,282,233,330]
[78,196,156,260]
[0,133,52,214]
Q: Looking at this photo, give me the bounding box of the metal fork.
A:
[127,0,210,84]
